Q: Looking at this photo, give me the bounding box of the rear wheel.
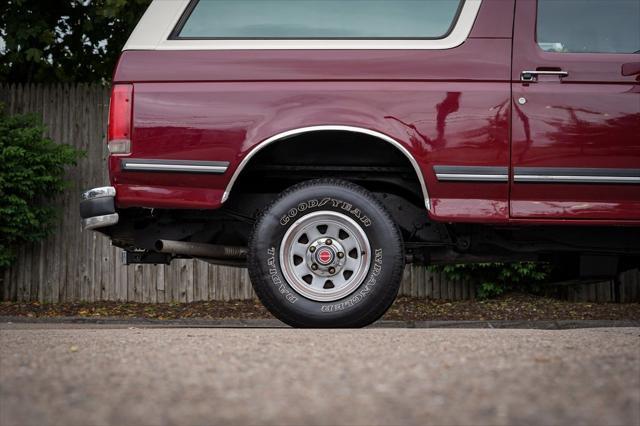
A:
[248,179,404,327]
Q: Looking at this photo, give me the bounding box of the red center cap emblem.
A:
[316,248,334,265]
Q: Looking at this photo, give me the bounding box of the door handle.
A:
[521,70,569,82]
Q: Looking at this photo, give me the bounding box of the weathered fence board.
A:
[0,84,638,303]
[565,270,640,303]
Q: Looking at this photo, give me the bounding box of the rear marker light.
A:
[107,139,131,154]
[108,84,133,155]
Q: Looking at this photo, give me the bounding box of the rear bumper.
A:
[80,186,119,231]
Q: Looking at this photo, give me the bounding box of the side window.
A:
[175,0,463,39]
[537,0,640,54]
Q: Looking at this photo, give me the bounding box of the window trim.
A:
[122,0,482,51]
[169,0,465,41]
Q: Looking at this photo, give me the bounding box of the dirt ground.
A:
[1,293,638,321]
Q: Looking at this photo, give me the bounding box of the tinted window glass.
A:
[537,0,640,53]
[177,0,462,39]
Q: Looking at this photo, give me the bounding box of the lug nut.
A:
[328,267,336,274]
[325,239,332,245]
[337,252,344,259]
[311,263,318,270]
[309,246,316,252]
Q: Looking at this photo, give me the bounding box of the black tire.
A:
[248,179,404,328]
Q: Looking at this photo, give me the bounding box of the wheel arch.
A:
[222,125,431,210]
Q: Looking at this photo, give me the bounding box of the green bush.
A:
[0,106,83,269]
[433,262,552,299]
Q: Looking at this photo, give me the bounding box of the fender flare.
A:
[221,125,431,210]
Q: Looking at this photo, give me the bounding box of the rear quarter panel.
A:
[111,0,514,222]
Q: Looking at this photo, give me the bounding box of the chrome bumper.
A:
[80,186,119,231]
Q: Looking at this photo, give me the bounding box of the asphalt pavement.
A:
[1,324,639,426]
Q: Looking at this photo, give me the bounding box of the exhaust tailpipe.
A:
[155,240,247,259]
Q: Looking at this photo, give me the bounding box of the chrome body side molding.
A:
[121,159,229,174]
[434,166,509,182]
[514,167,640,184]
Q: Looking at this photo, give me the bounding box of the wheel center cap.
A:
[315,247,335,265]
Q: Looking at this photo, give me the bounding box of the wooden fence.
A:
[0,84,637,303]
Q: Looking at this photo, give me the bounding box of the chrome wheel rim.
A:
[279,210,371,302]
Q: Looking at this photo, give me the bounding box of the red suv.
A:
[80,0,640,327]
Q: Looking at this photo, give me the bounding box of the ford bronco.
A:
[80,0,640,327]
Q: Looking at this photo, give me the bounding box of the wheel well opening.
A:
[230,130,425,206]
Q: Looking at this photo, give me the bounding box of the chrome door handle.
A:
[521,70,569,82]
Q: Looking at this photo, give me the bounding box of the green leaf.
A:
[25,48,42,62]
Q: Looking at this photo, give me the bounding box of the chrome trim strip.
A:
[124,0,482,51]
[514,175,640,184]
[82,213,119,231]
[124,163,228,173]
[514,167,640,184]
[221,125,431,210]
[121,159,229,174]
[434,166,509,182]
[436,173,508,182]
[81,186,116,201]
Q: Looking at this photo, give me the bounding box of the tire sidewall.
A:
[249,181,403,326]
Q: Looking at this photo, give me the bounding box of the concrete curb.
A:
[1,316,638,329]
